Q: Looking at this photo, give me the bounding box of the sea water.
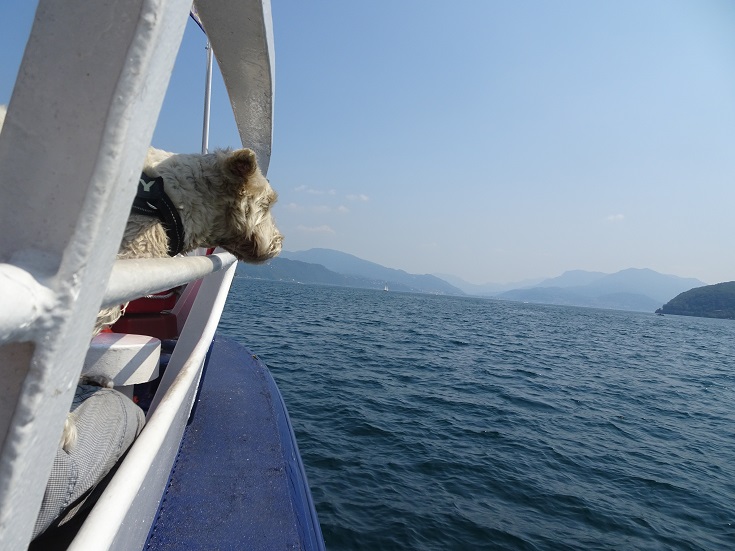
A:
[218,278,735,550]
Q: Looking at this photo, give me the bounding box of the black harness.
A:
[131,173,185,256]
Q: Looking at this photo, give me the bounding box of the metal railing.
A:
[103,252,236,309]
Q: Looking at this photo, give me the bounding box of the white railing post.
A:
[0,1,193,547]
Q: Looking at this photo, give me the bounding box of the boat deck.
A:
[145,335,324,550]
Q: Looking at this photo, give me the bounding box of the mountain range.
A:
[238,249,463,295]
[434,273,545,295]
[495,268,706,312]
[236,248,708,312]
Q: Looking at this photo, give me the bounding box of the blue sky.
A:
[3,2,735,285]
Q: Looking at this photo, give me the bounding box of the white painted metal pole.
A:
[102,253,236,309]
[0,264,55,345]
[193,0,274,171]
[201,41,213,154]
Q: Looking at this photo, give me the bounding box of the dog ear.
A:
[225,148,258,180]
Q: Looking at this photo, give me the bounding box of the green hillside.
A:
[656,281,735,319]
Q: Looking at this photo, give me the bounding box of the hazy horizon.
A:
[3,2,734,286]
[282,246,711,287]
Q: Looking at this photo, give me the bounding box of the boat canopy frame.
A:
[0,1,274,549]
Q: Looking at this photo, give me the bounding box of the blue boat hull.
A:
[145,334,325,550]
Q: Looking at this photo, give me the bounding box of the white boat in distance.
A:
[0,1,324,550]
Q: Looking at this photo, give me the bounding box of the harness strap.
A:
[131,173,185,256]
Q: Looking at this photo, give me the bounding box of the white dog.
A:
[122,146,282,261]
[95,144,283,331]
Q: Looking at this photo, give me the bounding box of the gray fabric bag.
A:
[33,385,145,539]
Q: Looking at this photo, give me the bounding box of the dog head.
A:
[144,146,283,262]
[215,148,283,262]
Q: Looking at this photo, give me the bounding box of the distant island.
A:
[656,281,735,319]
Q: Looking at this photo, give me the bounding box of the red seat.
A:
[124,289,179,314]
[111,312,178,340]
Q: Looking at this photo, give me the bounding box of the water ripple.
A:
[220,278,735,550]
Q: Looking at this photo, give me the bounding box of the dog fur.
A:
[122,146,282,261]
